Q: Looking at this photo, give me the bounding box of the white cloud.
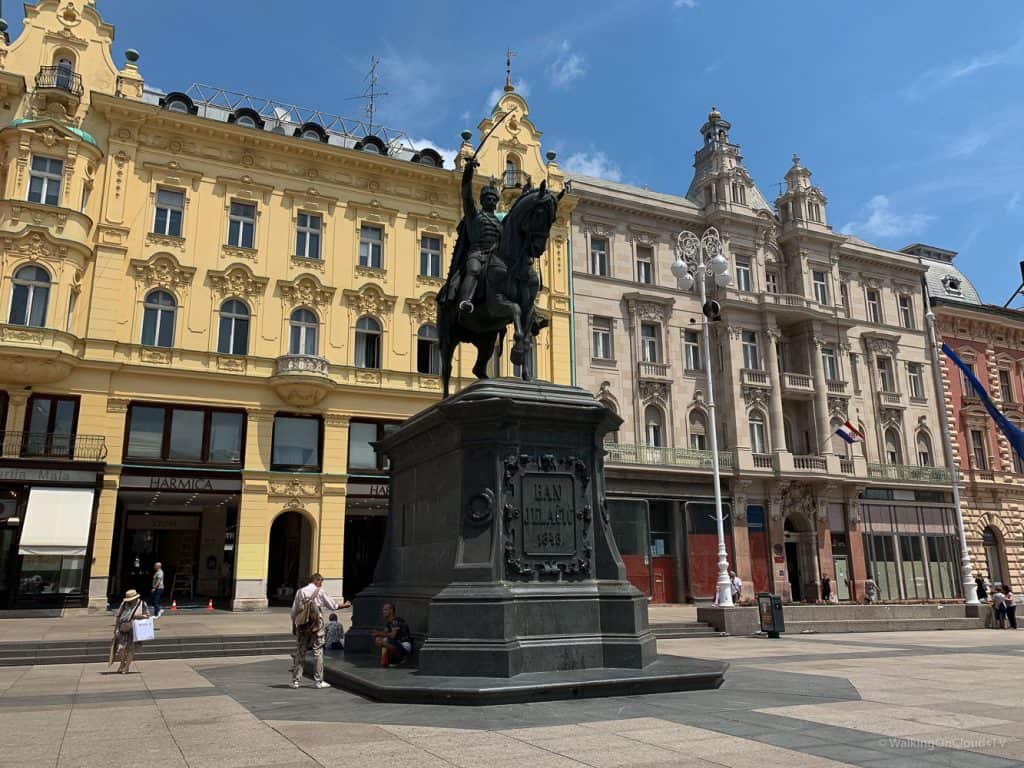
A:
[946,128,991,158]
[841,195,934,239]
[549,41,586,89]
[562,151,623,182]
[904,33,1024,101]
[372,48,443,131]
[485,79,530,114]
[674,0,698,7]
[406,138,459,169]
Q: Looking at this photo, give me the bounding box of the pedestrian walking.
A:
[729,570,742,604]
[975,574,987,603]
[821,574,832,604]
[992,588,1007,628]
[1004,586,1017,630]
[289,573,338,689]
[864,576,878,604]
[150,562,164,618]
[108,589,149,674]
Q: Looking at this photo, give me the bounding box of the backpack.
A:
[293,587,321,633]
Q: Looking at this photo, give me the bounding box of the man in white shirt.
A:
[730,570,742,604]
[289,573,338,689]
[151,562,164,618]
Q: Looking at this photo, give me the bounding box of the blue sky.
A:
[9,1,1024,303]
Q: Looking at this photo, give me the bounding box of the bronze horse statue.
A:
[437,170,565,398]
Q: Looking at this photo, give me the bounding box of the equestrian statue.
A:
[437,149,568,398]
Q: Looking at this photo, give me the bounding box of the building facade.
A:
[572,109,963,604]
[0,1,572,611]
[919,244,1024,592]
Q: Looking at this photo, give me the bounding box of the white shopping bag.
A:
[132,617,155,642]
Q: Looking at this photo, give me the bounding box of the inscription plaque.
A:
[521,474,576,557]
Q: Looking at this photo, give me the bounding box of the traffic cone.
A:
[206,598,214,612]
[170,599,178,612]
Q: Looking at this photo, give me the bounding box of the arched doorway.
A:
[983,526,1006,589]
[784,514,817,602]
[267,511,313,606]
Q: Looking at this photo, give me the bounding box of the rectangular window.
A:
[271,415,321,472]
[822,347,838,381]
[840,282,850,310]
[908,363,925,399]
[153,188,184,237]
[736,259,752,292]
[124,404,244,465]
[866,289,882,324]
[28,156,63,206]
[731,183,746,205]
[999,369,1014,402]
[22,395,78,458]
[590,236,609,276]
[812,270,829,305]
[640,323,660,363]
[898,295,914,329]
[742,331,760,370]
[347,420,400,472]
[684,330,702,371]
[808,201,822,222]
[227,201,256,248]
[850,353,860,392]
[359,224,383,269]
[765,271,779,294]
[635,244,653,284]
[419,235,442,277]
[749,418,767,454]
[295,212,322,259]
[970,429,987,471]
[592,317,612,360]
[878,356,895,392]
[961,362,976,396]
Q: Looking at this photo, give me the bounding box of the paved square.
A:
[2,629,1022,767]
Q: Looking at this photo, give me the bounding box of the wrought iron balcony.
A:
[35,66,83,96]
[1,431,106,461]
[502,169,529,188]
[867,463,951,484]
[604,442,735,471]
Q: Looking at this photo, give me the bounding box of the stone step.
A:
[0,634,296,666]
[777,604,972,621]
[650,622,721,639]
[698,604,991,636]
[781,617,986,634]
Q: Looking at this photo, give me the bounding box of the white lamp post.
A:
[673,226,734,608]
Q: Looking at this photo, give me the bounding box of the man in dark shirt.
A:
[372,602,412,665]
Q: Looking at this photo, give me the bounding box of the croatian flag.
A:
[834,421,864,445]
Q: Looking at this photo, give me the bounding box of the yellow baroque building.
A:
[0,1,573,611]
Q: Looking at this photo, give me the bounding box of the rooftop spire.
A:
[504,47,517,92]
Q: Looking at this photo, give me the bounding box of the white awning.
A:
[18,487,95,556]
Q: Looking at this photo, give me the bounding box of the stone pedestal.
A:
[346,379,660,677]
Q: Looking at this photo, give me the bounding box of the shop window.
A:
[347,420,401,472]
[289,308,318,355]
[227,201,256,248]
[22,394,78,458]
[420,235,442,277]
[866,534,899,600]
[359,224,384,269]
[28,156,63,206]
[295,212,322,260]
[416,324,440,374]
[900,535,927,599]
[927,535,959,598]
[141,290,176,348]
[19,554,84,594]
[271,414,322,472]
[649,501,673,556]
[9,265,50,327]
[124,403,244,465]
[355,316,382,369]
[217,299,249,356]
[153,188,185,237]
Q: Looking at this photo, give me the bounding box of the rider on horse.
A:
[455,158,502,314]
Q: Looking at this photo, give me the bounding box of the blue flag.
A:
[942,343,1024,463]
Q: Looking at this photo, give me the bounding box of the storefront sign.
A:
[126,514,201,531]
[0,467,96,484]
[120,474,241,492]
[347,481,389,499]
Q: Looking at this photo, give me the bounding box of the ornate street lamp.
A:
[672,226,734,608]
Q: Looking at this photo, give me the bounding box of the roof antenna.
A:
[504,47,517,92]
[346,56,389,136]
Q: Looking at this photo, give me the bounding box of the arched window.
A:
[504,156,519,187]
[355,316,381,369]
[9,265,50,327]
[749,410,768,454]
[644,405,664,448]
[983,527,1005,588]
[236,115,256,128]
[416,323,440,375]
[916,431,934,467]
[884,428,903,465]
[689,410,708,451]
[217,299,250,356]
[54,55,75,90]
[289,308,318,355]
[141,290,176,347]
[831,418,850,457]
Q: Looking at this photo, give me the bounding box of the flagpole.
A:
[923,281,979,605]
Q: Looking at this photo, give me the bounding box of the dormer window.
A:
[294,122,328,143]
[159,92,197,115]
[809,202,822,222]
[942,275,963,296]
[167,100,189,113]
[730,183,746,205]
[237,116,256,128]
[355,135,388,154]
[361,141,380,153]
[229,108,265,130]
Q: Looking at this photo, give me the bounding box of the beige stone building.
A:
[0,1,573,611]
[572,108,963,603]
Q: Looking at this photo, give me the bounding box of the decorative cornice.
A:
[277,274,335,307]
[343,284,397,319]
[207,263,268,300]
[129,253,196,290]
